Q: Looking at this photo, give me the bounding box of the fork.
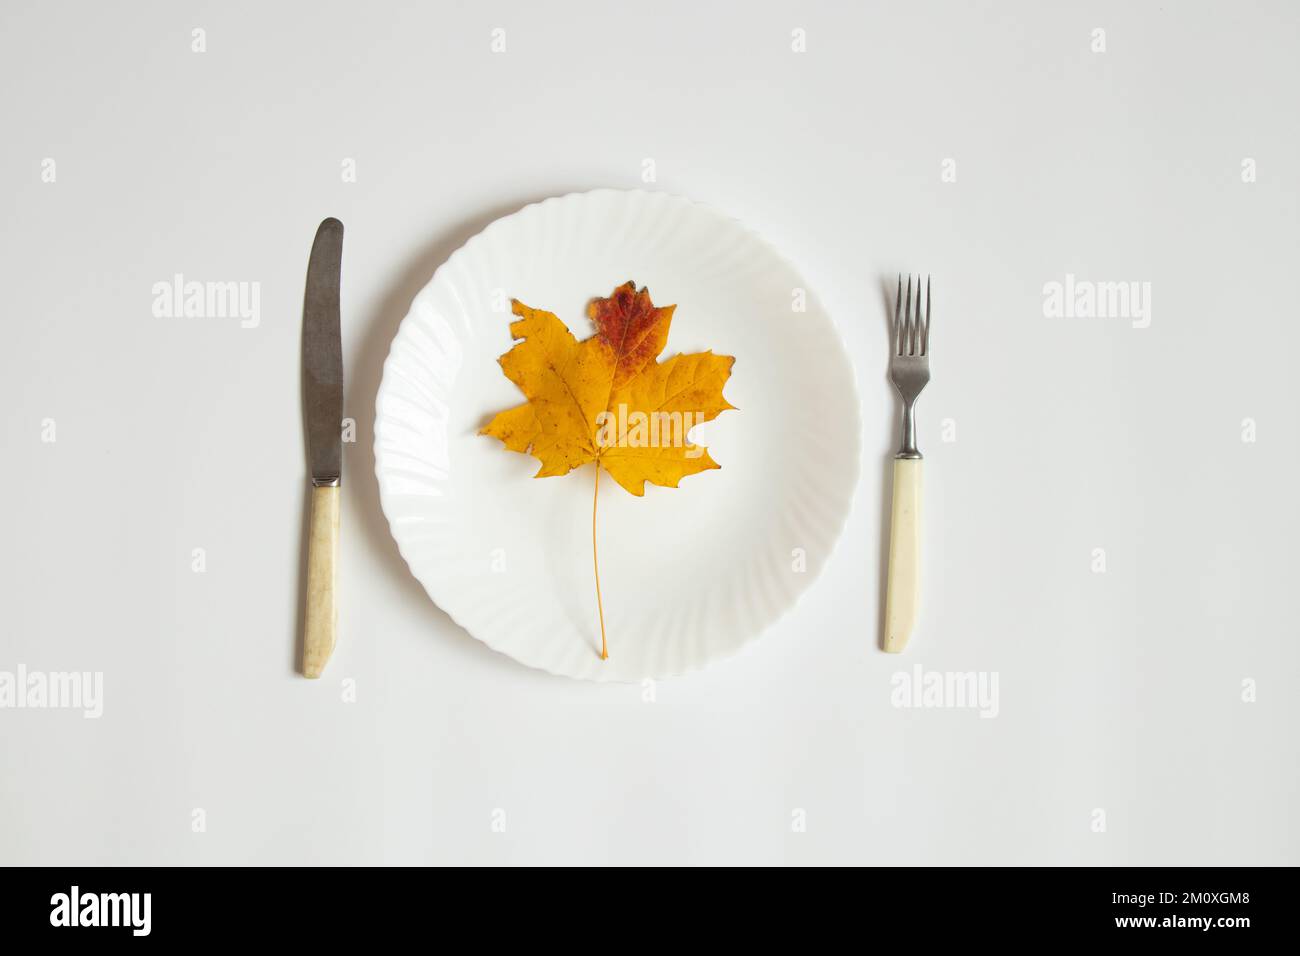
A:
[884,274,931,653]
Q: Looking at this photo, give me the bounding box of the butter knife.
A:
[301,217,344,678]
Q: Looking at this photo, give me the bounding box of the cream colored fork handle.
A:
[303,484,340,678]
[884,458,921,653]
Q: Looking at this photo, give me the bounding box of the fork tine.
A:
[894,274,902,355]
[904,275,913,355]
[917,274,925,355]
[916,274,925,355]
[904,274,915,356]
[923,275,931,355]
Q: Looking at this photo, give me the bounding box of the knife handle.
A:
[303,484,340,678]
[884,458,921,653]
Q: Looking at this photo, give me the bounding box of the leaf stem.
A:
[593,462,608,660]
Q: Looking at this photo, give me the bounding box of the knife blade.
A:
[303,217,344,486]
[301,217,344,679]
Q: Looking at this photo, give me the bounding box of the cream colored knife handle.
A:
[303,484,340,678]
[884,458,922,653]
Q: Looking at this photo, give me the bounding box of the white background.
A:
[2,0,1297,865]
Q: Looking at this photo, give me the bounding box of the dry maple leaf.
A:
[481,281,735,659]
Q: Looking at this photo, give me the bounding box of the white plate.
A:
[374,190,860,681]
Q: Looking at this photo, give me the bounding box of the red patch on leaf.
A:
[586,281,675,389]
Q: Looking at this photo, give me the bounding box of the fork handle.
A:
[884,458,922,653]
